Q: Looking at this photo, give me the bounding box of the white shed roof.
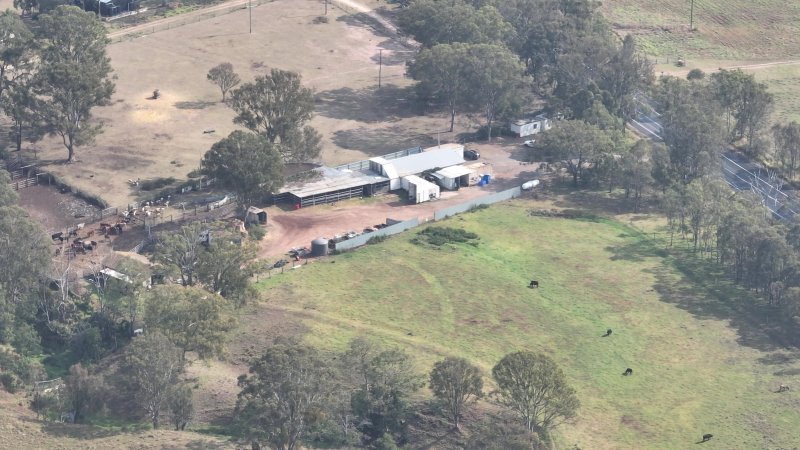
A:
[435,165,474,179]
[100,268,132,284]
[378,144,464,177]
[382,163,399,180]
[402,174,438,190]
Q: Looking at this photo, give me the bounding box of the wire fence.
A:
[107,0,274,43]
[326,186,524,254]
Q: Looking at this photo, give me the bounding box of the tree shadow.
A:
[369,38,415,66]
[561,190,800,353]
[651,253,800,351]
[336,11,393,39]
[17,417,124,440]
[331,125,437,156]
[315,85,420,123]
[174,101,216,110]
[605,237,666,262]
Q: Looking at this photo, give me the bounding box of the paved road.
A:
[632,93,800,221]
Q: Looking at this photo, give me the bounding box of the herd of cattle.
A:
[50,221,127,257]
[47,198,174,258]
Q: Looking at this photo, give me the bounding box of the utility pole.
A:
[249,0,252,34]
[378,49,382,88]
[324,0,328,15]
[689,0,695,31]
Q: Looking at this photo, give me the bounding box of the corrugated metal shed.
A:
[435,165,474,178]
[279,167,387,198]
[382,144,464,178]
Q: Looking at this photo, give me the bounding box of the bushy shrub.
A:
[139,177,177,192]
[0,372,19,393]
[0,348,43,387]
[246,224,266,241]
[72,327,105,363]
[413,227,479,247]
[686,68,705,80]
[367,235,388,245]
[11,324,42,356]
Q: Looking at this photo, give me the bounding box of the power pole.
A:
[689,0,695,31]
[249,0,252,34]
[378,49,382,88]
[324,0,328,15]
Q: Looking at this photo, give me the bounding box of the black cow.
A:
[623,368,633,376]
[701,434,713,442]
[529,280,539,288]
[603,328,613,337]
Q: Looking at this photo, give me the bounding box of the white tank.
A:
[521,180,540,190]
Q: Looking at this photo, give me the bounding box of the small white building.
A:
[401,175,440,203]
[510,115,551,137]
[432,165,475,190]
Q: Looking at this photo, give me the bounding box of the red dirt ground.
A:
[259,138,542,260]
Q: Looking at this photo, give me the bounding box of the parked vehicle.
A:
[464,149,480,160]
[523,139,536,148]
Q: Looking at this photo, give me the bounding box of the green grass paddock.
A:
[257,200,800,449]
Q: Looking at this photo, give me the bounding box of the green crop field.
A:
[602,0,800,61]
[257,200,800,449]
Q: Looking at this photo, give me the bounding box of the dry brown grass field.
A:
[28,0,459,208]
[602,0,800,61]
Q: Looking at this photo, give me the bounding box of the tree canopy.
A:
[397,0,514,48]
[463,43,530,140]
[116,332,184,429]
[408,43,472,132]
[341,337,423,441]
[143,284,236,360]
[234,341,337,450]
[207,62,240,102]
[654,76,725,184]
[201,130,284,209]
[492,351,579,438]
[429,356,483,430]
[152,222,207,287]
[229,69,321,162]
[528,120,613,185]
[33,6,114,162]
[0,205,50,303]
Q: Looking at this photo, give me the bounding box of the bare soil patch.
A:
[16,185,101,232]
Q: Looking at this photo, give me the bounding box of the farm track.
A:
[726,60,800,71]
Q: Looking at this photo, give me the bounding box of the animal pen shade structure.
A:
[245,207,267,225]
[279,168,390,208]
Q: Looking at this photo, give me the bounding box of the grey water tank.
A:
[311,238,329,257]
